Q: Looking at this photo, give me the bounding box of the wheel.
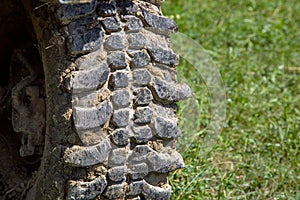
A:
[1,0,191,199]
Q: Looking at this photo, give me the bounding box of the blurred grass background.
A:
[162,0,300,199]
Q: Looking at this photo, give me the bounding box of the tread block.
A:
[111,89,131,109]
[143,9,178,35]
[107,51,127,69]
[134,107,153,124]
[76,54,106,70]
[131,51,151,68]
[101,17,121,32]
[112,109,131,128]
[132,125,153,143]
[109,148,128,165]
[67,17,104,55]
[172,84,192,101]
[132,69,152,86]
[133,88,153,106]
[108,166,126,182]
[127,181,144,196]
[57,1,96,23]
[124,15,144,32]
[127,33,146,49]
[148,46,179,66]
[103,183,127,199]
[150,78,168,101]
[73,101,112,130]
[129,163,149,180]
[142,182,172,200]
[67,175,107,200]
[111,128,129,146]
[152,116,182,139]
[64,139,112,167]
[72,91,97,107]
[104,34,126,51]
[110,71,129,88]
[147,149,184,173]
[151,78,192,102]
[129,145,152,163]
[71,62,109,93]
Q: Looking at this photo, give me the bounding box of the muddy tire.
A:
[1,0,191,199]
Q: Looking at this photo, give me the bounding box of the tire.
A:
[11,0,191,199]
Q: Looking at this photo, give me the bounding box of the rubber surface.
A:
[56,1,191,199]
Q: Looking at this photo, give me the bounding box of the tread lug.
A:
[127,181,144,196]
[142,182,172,200]
[148,46,179,66]
[110,71,129,88]
[111,89,131,109]
[132,125,153,143]
[67,17,104,55]
[143,9,178,35]
[107,51,128,69]
[151,78,192,102]
[67,175,107,200]
[104,34,126,51]
[134,107,153,124]
[57,1,96,23]
[109,148,128,165]
[64,139,112,167]
[103,183,127,199]
[73,101,112,130]
[129,145,152,163]
[129,163,149,180]
[152,116,182,139]
[131,50,151,68]
[108,166,127,182]
[111,128,130,146]
[127,33,146,49]
[124,15,144,32]
[101,17,121,32]
[147,149,184,173]
[112,109,131,128]
[133,88,153,106]
[133,69,152,86]
[71,62,109,93]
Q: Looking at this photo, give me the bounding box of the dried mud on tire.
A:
[7,0,192,199]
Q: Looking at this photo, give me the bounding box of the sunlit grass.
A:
[163,0,300,199]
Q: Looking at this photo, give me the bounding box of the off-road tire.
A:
[13,0,191,199]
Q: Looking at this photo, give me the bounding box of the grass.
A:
[162,0,300,199]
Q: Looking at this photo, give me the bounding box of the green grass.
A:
[162,0,300,199]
